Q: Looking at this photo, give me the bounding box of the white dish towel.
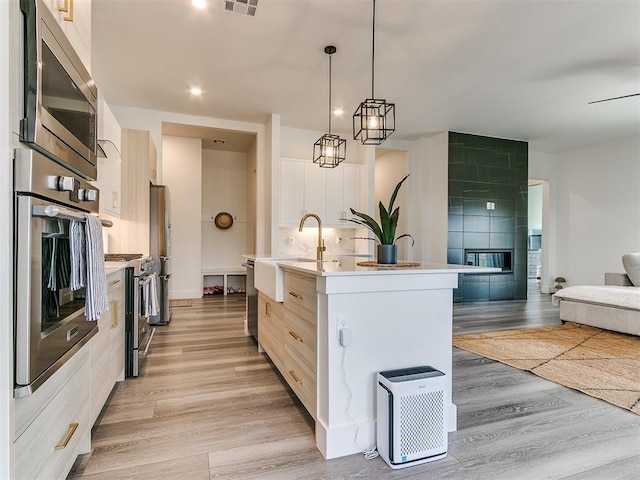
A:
[145,273,160,317]
[83,213,108,321]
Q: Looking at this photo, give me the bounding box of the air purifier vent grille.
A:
[399,390,445,456]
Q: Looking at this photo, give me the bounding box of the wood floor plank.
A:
[69,284,640,479]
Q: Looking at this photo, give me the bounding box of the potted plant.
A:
[349,174,414,264]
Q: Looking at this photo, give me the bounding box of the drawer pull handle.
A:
[55,423,79,450]
[108,279,121,287]
[110,299,119,329]
[57,0,74,21]
[288,330,303,342]
[288,370,302,384]
[288,291,302,300]
[265,302,271,317]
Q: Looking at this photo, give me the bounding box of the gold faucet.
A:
[299,213,326,262]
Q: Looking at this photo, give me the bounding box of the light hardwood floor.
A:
[69,283,640,479]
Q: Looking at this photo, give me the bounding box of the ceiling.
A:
[92,0,640,154]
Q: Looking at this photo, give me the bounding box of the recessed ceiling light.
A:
[192,0,207,9]
[190,87,203,96]
[333,108,344,116]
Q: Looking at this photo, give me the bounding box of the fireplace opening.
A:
[465,249,513,273]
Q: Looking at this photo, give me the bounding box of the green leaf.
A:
[388,174,409,214]
[394,233,415,246]
[347,174,412,247]
[348,208,383,243]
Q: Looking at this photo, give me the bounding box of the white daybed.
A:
[552,272,640,336]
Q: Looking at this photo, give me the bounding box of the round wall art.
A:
[214,212,234,229]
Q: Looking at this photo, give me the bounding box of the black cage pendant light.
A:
[313,46,346,168]
[353,0,395,145]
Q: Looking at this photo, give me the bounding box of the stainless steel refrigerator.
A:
[149,184,172,325]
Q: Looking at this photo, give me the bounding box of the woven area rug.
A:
[453,322,640,415]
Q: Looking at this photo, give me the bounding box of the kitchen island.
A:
[255,257,498,459]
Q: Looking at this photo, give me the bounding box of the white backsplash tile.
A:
[278,227,359,258]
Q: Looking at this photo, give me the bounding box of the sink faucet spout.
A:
[298,213,326,262]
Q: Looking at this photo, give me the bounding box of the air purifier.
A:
[377,366,448,469]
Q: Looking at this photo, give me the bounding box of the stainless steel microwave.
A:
[20,0,98,181]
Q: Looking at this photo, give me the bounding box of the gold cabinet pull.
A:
[108,279,121,287]
[265,301,271,317]
[288,370,302,384]
[110,299,118,329]
[55,422,79,450]
[288,291,302,300]
[288,330,303,342]
[58,0,74,21]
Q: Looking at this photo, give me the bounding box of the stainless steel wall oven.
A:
[14,148,108,397]
[20,0,98,180]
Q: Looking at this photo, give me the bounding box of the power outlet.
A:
[337,317,348,340]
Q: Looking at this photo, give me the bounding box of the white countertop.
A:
[260,256,501,277]
[105,261,128,276]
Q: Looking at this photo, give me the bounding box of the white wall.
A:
[529,150,558,292]
[409,133,449,263]
[553,135,640,286]
[201,150,248,270]
[528,184,543,230]
[163,136,203,299]
[375,150,410,259]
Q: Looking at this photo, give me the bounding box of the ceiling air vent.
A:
[224,0,258,17]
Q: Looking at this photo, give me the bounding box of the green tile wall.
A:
[448,132,528,302]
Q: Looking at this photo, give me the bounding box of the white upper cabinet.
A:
[326,164,361,226]
[303,162,326,220]
[91,97,122,218]
[280,159,362,227]
[280,160,305,225]
[43,0,92,72]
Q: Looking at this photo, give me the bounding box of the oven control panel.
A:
[14,148,99,213]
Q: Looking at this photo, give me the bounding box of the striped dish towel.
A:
[83,213,108,321]
[69,219,86,290]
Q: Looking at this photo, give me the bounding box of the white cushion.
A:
[622,253,640,286]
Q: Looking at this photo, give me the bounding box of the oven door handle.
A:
[32,204,113,227]
[139,327,156,356]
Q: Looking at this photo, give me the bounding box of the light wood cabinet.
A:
[91,97,122,218]
[259,271,318,418]
[14,346,91,480]
[43,0,92,72]
[280,158,361,227]
[258,292,285,371]
[89,269,125,425]
[108,129,156,255]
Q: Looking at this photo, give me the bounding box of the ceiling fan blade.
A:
[588,93,640,104]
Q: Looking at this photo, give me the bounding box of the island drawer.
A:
[258,293,285,370]
[284,348,317,418]
[283,272,317,324]
[284,309,316,373]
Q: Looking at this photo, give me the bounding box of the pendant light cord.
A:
[328,52,332,134]
[371,0,376,99]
